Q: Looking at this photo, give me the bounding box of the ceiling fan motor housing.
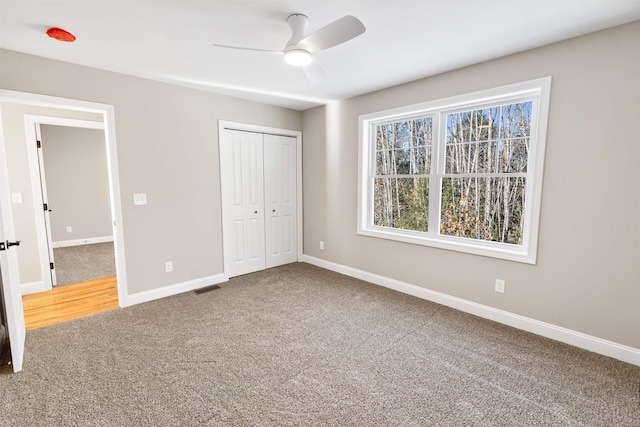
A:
[285,14,310,51]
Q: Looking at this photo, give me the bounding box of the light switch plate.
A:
[133,193,147,205]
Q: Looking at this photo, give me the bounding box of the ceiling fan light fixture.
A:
[284,49,312,66]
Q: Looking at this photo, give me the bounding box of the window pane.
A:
[394,146,430,174]
[446,102,531,175]
[376,149,393,175]
[411,117,433,148]
[440,177,526,245]
[374,177,429,232]
[377,147,430,175]
[376,124,392,151]
[375,117,432,175]
[446,113,465,144]
[445,142,477,174]
[413,147,431,174]
[393,121,410,149]
[501,102,532,138]
[470,107,499,141]
[477,141,493,173]
[505,138,529,173]
[393,148,410,175]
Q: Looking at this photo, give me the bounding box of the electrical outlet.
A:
[66,226,72,233]
[319,241,325,250]
[165,261,173,273]
[495,279,505,293]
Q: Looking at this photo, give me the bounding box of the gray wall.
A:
[302,21,640,349]
[40,125,112,243]
[0,102,103,284]
[0,49,302,294]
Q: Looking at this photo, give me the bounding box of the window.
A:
[358,78,551,264]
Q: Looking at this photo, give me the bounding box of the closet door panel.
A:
[220,129,265,277]
[264,134,297,268]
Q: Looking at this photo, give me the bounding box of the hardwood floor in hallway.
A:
[22,276,119,330]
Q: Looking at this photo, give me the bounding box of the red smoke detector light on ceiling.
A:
[46,27,76,42]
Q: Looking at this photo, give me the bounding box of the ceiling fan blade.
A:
[303,57,328,84]
[213,43,283,55]
[298,15,365,52]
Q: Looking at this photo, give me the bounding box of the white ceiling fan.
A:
[213,13,366,83]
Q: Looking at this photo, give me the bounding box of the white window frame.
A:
[357,77,551,264]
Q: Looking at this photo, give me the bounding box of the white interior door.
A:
[220,129,266,277]
[0,123,26,373]
[34,123,57,286]
[264,134,297,268]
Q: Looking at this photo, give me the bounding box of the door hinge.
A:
[50,262,54,270]
[43,203,48,211]
[37,140,41,148]
[0,242,4,251]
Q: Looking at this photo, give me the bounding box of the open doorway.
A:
[18,113,121,299]
[37,123,116,287]
[0,91,127,319]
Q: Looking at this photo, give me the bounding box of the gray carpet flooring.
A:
[53,242,116,285]
[1,263,638,426]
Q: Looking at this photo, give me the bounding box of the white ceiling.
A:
[1,1,639,110]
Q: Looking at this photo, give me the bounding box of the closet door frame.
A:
[218,121,302,279]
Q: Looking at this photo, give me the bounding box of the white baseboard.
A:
[125,274,228,307]
[53,236,114,248]
[301,255,640,367]
[20,280,49,295]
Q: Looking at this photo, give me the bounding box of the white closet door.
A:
[264,134,297,268]
[220,129,266,277]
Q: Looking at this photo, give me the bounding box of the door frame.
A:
[218,120,303,279]
[0,89,128,308]
[25,116,107,292]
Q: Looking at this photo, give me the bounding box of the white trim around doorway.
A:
[0,90,128,306]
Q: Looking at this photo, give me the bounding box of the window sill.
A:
[357,227,537,264]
